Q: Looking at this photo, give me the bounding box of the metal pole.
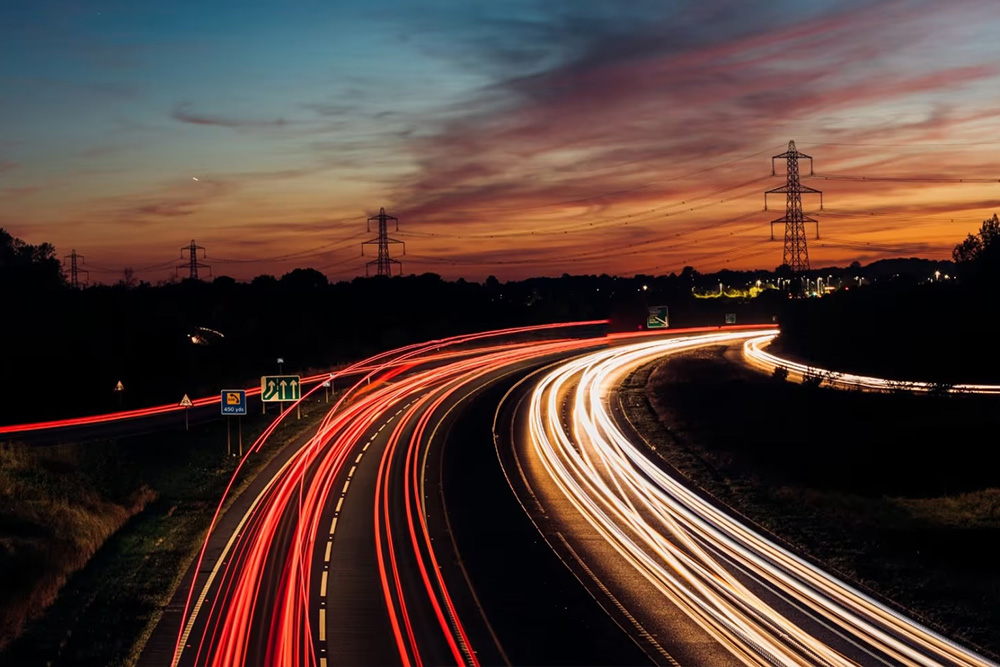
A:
[184,407,189,431]
[238,417,243,457]
[227,416,231,456]
[297,403,301,420]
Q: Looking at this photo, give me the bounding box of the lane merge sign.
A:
[647,305,669,329]
[221,389,247,415]
[261,375,301,402]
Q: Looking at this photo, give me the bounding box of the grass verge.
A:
[0,397,333,667]
[620,346,1000,656]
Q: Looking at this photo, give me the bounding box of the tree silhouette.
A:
[0,227,65,291]
[952,213,1000,284]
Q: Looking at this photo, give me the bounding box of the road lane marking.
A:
[335,496,344,513]
[349,465,356,477]
[324,541,332,562]
[342,480,350,494]
[320,570,328,596]
[319,608,326,641]
[330,517,338,533]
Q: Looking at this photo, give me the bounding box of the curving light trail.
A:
[172,320,612,667]
[526,330,997,667]
[743,334,1000,394]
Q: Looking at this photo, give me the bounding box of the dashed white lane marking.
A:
[320,658,327,667]
[319,414,402,652]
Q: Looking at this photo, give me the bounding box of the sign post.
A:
[322,379,331,403]
[179,393,193,430]
[221,390,247,457]
[114,380,124,408]
[647,306,669,329]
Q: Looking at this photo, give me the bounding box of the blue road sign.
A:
[221,389,248,415]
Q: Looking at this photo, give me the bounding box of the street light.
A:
[277,357,284,374]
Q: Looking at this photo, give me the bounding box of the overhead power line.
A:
[815,173,1000,184]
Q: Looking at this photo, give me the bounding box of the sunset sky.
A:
[3,0,1000,282]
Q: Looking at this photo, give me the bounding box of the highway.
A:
[499,330,999,667]
[158,320,635,667]
[26,320,986,666]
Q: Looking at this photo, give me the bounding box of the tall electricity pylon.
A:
[63,249,89,288]
[362,207,404,277]
[178,240,210,280]
[765,140,823,273]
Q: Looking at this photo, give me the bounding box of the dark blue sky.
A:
[2,0,999,280]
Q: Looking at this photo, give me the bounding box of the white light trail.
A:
[743,334,1000,394]
[527,330,997,667]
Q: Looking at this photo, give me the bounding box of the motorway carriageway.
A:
[502,330,998,666]
[161,322,769,666]
[22,320,976,666]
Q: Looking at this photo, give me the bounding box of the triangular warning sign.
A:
[114,380,124,391]
[179,394,193,407]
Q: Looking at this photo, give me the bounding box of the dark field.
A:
[621,346,1000,656]
[0,401,329,667]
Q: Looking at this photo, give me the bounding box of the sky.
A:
[2,0,1000,282]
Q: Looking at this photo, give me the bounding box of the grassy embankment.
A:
[0,396,333,667]
[621,346,1000,656]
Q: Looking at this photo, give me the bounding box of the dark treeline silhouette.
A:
[1,229,796,424]
[776,213,1000,383]
[5,221,981,424]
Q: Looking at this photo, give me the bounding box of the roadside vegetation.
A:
[622,346,1000,656]
[0,400,329,667]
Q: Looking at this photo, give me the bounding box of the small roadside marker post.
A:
[114,380,124,408]
[179,393,193,430]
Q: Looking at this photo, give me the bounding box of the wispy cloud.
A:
[171,102,292,130]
